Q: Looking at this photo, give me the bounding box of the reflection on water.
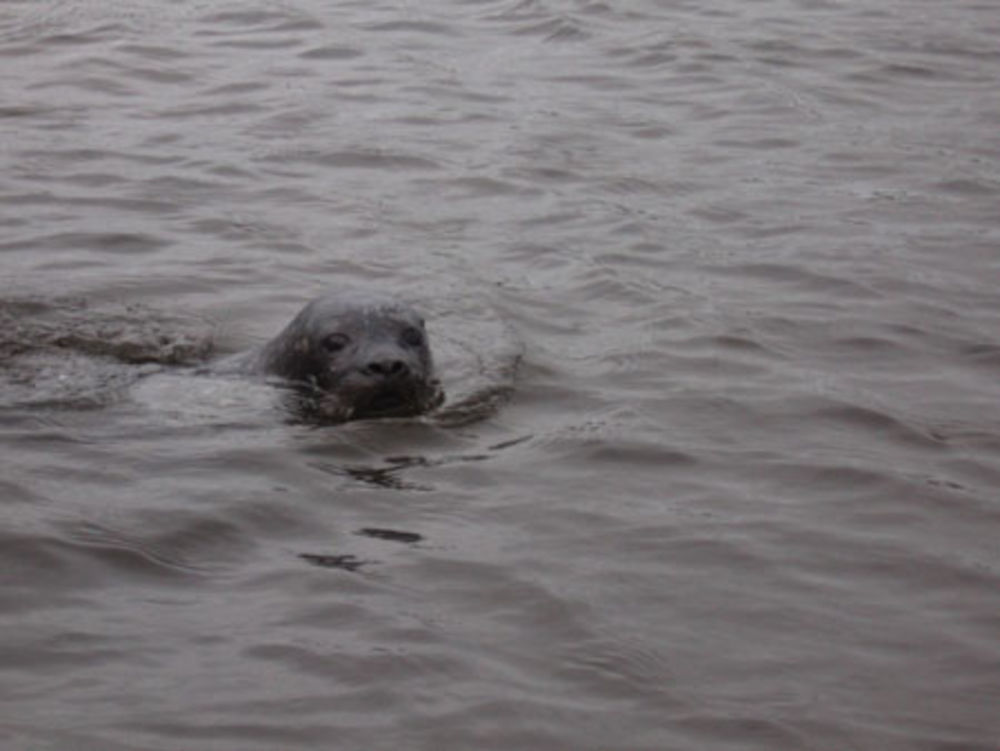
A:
[2,0,999,749]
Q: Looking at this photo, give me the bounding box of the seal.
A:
[250,290,443,422]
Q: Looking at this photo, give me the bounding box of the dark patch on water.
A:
[298,552,368,572]
[356,528,423,544]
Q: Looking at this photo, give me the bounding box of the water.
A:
[2,0,999,749]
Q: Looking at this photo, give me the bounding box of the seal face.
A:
[253,290,443,422]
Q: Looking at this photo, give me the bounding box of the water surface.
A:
[2,0,999,749]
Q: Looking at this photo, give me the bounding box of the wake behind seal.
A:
[246,289,444,422]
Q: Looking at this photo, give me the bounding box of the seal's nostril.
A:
[365,359,409,379]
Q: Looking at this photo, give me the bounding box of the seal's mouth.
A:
[296,378,444,424]
[362,388,414,416]
[358,378,445,418]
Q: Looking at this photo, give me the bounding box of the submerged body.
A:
[248,290,443,422]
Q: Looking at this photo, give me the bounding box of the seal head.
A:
[254,290,443,422]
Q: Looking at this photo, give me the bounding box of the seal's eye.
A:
[401,327,423,348]
[321,333,350,353]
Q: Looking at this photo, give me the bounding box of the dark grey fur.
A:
[250,290,443,422]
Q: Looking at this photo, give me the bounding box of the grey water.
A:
[2,0,999,749]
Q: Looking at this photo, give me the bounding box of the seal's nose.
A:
[362,359,410,380]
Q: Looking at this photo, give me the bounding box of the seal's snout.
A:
[361,358,410,381]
